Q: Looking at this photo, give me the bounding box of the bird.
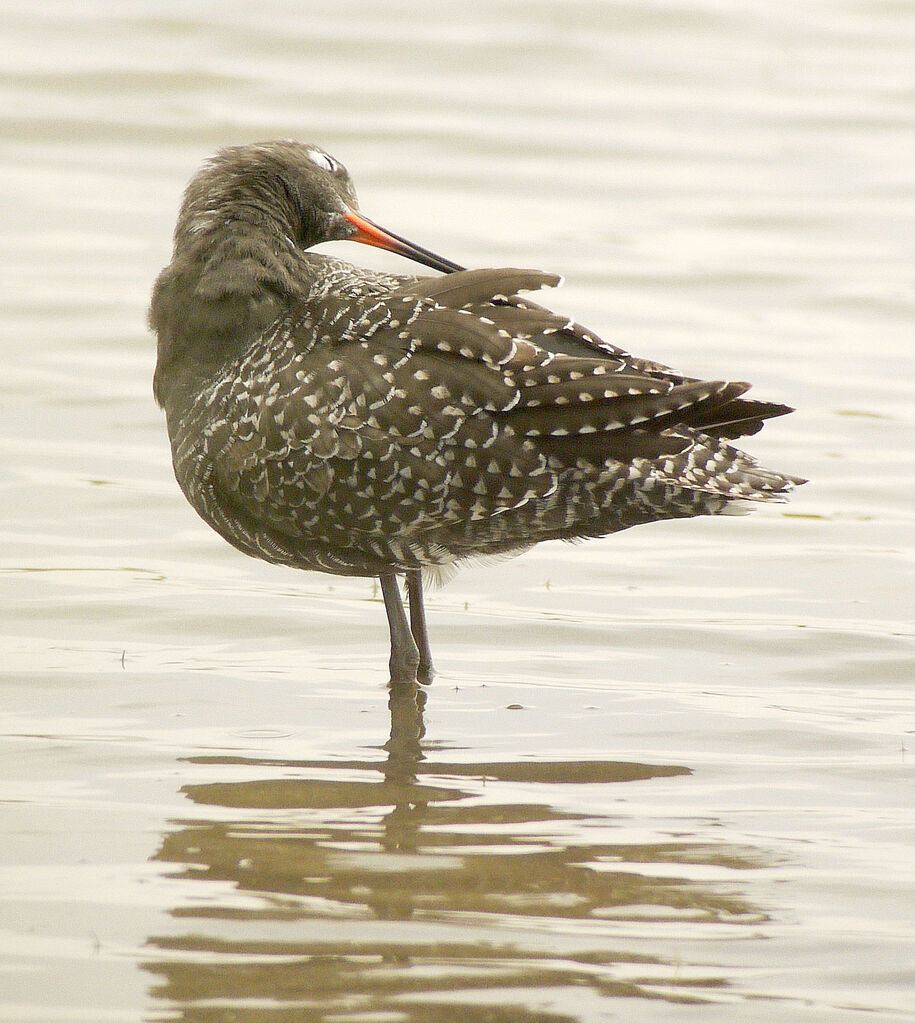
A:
[149,140,804,686]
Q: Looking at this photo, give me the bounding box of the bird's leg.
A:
[406,568,435,685]
[380,574,420,685]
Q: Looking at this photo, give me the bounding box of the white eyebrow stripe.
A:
[307,150,336,172]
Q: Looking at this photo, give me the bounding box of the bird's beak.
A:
[343,209,465,274]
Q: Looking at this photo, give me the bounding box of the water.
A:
[1,1,913,1020]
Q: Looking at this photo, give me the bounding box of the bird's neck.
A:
[149,221,305,409]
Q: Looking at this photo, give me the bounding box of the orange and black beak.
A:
[343,209,465,274]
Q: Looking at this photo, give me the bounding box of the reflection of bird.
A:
[149,140,804,685]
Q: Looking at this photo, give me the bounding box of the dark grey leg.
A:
[380,574,420,685]
[406,569,435,685]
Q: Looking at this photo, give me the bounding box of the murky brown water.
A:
[1,1,913,1020]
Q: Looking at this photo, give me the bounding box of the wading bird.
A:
[149,141,803,685]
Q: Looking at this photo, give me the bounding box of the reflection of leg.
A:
[406,569,435,685]
[383,684,428,856]
[386,683,427,768]
[380,574,419,685]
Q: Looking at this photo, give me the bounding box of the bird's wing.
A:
[399,267,796,438]
[205,268,800,567]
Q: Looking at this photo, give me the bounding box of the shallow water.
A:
[1,1,913,1020]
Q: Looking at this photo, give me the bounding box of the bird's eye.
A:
[308,150,339,174]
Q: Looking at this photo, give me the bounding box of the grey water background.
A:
[1,1,913,1020]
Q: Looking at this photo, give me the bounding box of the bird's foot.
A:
[388,651,421,687]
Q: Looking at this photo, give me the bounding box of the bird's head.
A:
[175,139,464,274]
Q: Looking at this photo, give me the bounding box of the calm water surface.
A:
[1,2,913,1020]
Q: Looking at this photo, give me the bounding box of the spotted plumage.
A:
[150,140,804,684]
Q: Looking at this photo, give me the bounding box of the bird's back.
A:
[157,256,803,580]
